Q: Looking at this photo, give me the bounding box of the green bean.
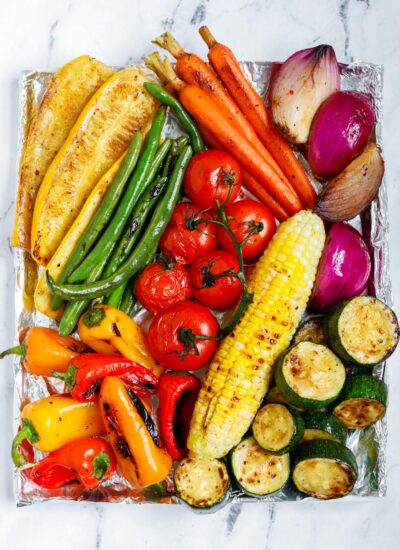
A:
[68,107,167,284]
[119,279,136,317]
[47,145,192,301]
[50,131,143,310]
[144,83,204,154]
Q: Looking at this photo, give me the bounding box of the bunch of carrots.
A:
[145,26,316,221]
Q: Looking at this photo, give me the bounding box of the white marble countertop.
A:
[1,0,399,548]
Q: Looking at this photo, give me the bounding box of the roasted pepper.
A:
[99,376,172,488]
[53,353,158,402]
[27,437,116,490]
[0,327,88,377]
[12,395,104,467]
[78,305,162,376]
[158,372,201,461]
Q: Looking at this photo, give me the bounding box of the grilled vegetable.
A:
[325,296,399,367]
[252,403,304,454]
[31,68,158,265]
[275,342,346,410]
[0,326,88,377]
[174,457,230,510]
[301,411,347,444]
[100,376,172,488]
[292,439,357,499]
[34,155,126,320]
[230,436,290,496]
[198,26,317,208]
[293,316,326,345]
[12,55,114,250]
[332,374,387,429]
[315,143,384,222]
[187,211,325,458]
[12,396,104,467]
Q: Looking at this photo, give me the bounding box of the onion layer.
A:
[270,45,340,145]
[308,91,375,180]
[315,143,384,222]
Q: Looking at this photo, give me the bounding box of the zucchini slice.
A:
[252,403,304,454]
[275,342,346,410]
[293,439,358,499]
[293,316,326,345]
[230,436,290,496]
[332,374,387,429]
[301,412,347,444]
[174,457,230,510]
[326,296,399,367]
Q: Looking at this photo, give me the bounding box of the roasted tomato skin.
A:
[147,301,219,371]
[160,202,218,265]
[135,261,191,314]
[183,149,242,210]
[217,199,276,261]
[189,250,243,310]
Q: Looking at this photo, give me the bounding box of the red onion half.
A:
[308,91,375,180]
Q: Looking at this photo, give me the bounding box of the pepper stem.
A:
[0,342,26,360]
[11,419,39,468]
[51,365,78,390]
[92,450,112,480]
[82,306,106,328]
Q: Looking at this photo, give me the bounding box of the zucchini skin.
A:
[253,404,304,454]
[302,412,347,444]
[325,297,399,367]
[293,315,326,345]
[275,343,345,410]
[293,439,358,498]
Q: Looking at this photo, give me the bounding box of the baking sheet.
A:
[13,61,389,506]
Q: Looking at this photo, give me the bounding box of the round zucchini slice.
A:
[252,403,304,454]
[326,296,399,367]
[275,342,346,410]
[230,436,290,497]
[174,457,230,511]
[332,374,387,429]
[292,439,358,499]
[301,412,347,444]
[293,316,326,345]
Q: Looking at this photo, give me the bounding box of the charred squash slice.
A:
[31,68,158,265]
[12,55,114,250]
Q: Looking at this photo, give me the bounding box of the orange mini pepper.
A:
[0,326,88,377]
[78,305,162,376]
[99,376,172,488]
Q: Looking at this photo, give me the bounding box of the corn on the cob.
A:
[187,210,325,459]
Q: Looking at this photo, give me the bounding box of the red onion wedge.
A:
[315,143,384,222]
[270,45,340,145]
[308,91,375,180]
[310,222,371,312]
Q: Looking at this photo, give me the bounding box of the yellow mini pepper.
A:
[78,305,163,376]
[12,395,104,467]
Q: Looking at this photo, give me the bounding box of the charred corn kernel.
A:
[187,211,325,459]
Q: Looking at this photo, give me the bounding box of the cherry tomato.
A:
[217,199,276,261]
[135,259,191,314]
[189,250,243,310]
[183,150,242,210]
[160,202,218,265]
[147,301,219,371]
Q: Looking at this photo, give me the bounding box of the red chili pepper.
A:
[27,437,116,490]
[53,354,158,402]
[158,372,201,461]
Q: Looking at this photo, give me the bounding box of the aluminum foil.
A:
[13,61,389,506]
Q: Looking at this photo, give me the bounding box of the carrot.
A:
[153,33,301,202]
[199,26,317,209]
[198,122,289,221]
[178,83,302,215]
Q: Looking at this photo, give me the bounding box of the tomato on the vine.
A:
[147,301,219,371]
[160,202,218,265]
[183,150,242,210]
[189,250,243,310]
[217,199,276,261]
[135,258,191,314]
